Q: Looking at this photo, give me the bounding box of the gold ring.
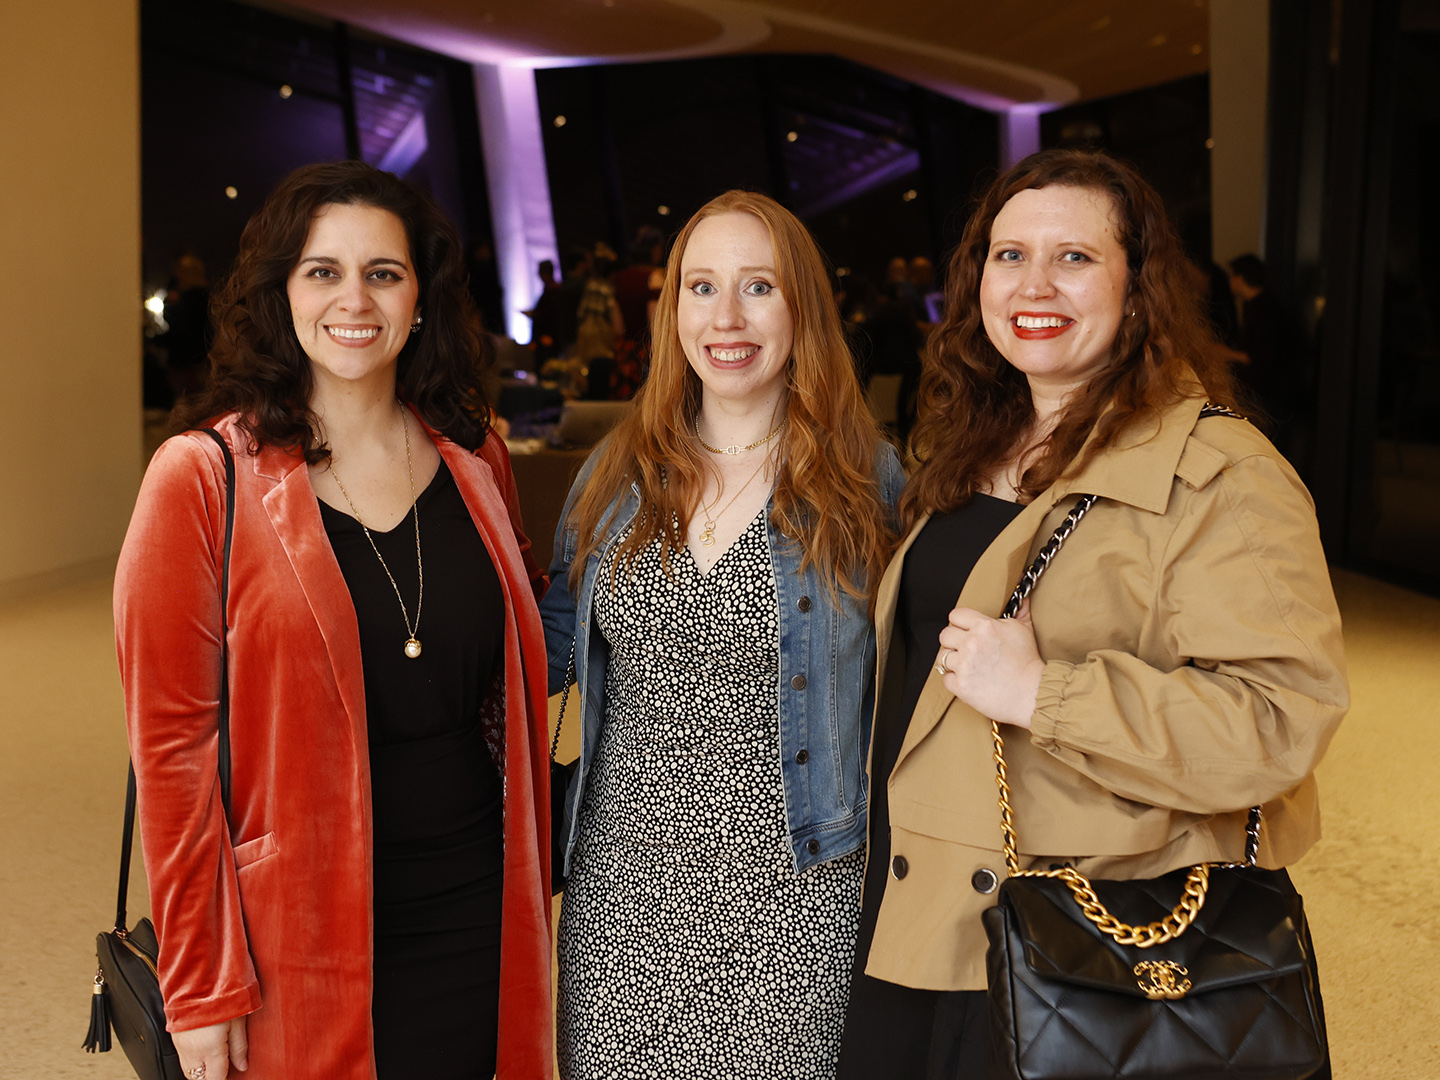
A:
[934,649,950,677]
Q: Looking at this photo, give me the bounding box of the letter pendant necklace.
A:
[698,452,772,547]
[328,410,425,659]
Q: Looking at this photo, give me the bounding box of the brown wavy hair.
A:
[902,149,1239,526]
[566,190,895,606]
[175,160,490,459]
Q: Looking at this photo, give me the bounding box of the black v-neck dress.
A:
[838,493,1025,1080]
[319,460,506,1079]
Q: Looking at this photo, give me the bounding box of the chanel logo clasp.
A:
[1134,959,1192,1000]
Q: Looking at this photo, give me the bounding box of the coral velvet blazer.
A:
[114,412,555,1079]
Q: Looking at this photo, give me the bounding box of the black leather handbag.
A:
[84,428,236,1080]
[982,473,1329,1080]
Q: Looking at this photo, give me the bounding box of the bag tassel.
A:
[82,970,112,1053]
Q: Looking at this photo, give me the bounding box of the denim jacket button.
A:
[794,748,809,764]
[806,838,820,856]
[797,595,812,613]
[790,674,807,690]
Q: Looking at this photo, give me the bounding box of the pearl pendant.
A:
[404,637,422,659]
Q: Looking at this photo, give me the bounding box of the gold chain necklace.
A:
[328,410,425,659]
[697,451,773,547]
[695,415,785,456]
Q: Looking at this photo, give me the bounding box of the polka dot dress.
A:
[557,510,863,1079]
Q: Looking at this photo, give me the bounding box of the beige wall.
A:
[1209,0,1270,265]
[0,1,142,598]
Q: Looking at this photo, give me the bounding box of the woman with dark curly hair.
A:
[837,149,1346,1077]
[115,161,554,1080]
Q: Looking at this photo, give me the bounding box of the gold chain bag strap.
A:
[982,404,1329,1080]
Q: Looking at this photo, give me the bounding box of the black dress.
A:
[838,494,1024,1080]
[320,461,506,1079]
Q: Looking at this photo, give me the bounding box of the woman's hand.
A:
[935,599,1045,729]
[172,1016,248,1078]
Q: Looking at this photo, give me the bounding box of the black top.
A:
[855,494,1025,966]
[319,461,506,932]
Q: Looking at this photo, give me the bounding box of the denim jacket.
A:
[540,442,905,876]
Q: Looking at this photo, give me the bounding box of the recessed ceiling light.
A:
[553,115,567,128]
[279,84,293,99]
[657,205,671,216]
[225,186,238,199]
[786,131,798,142]
[1205,137,1215,149]
[902,189,918,202]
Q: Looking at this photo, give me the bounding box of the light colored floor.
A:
[0,568,1436,1077]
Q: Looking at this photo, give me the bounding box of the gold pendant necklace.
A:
[695,415,785,456]
[697,452,772,547]
[329,410,425,659]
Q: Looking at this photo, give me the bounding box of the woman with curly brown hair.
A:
[114,161,554,1080]
[539,190,904,1078]
[837,149,1346,1078]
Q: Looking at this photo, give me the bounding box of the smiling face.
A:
[286,202,419,396]
[979,185,1131,400]
[676,211,794,414]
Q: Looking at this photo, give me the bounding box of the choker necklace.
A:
[329,410,425,659]
[697,451,773,547]
[695,415,785,456]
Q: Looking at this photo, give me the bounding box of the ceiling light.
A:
[786,131,798,142]
[1205,138,1215,149]
[902,189,918,203]
[836,267,851,277]
[225,186,238,199]
[279,84,293,99]
[553,115,567,128]
[657,205,671,216]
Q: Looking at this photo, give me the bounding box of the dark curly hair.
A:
[175,160,491,460]
[902,149,1240,527]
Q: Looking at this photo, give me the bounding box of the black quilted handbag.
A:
[983,474,1328,1080]
[83,428,236,1080]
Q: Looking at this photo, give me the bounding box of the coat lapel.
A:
[885,393,1209,775]
[256,444,368,738]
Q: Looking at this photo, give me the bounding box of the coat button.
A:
[891,855,909,879]
[971,868,998,894]
[806,838,820,855]
[791,674,807,690]
[797,595,812,613]
[794,748,809,764]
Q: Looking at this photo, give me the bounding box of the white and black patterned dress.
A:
[557,510,864,1079]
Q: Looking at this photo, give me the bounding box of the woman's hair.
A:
[902,148,1240,525]
[175,160,490,459]
[566,190,896,606]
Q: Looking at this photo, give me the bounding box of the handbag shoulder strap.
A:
[115,427,236,934]
[549,637,577,763]
[989,404,1260,946]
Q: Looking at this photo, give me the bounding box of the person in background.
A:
[573,243,624,399]
[838,149,1345,1079]
[116,160,554,1080]
[542,189,904,1080]
[1228,253,1302,451]
[159,253,211,398]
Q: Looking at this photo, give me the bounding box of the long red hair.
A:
[566,190,895,605]
[903,149,1240,527]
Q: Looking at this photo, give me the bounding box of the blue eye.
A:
[994,250,1021,263]
[1061,251,1090,264]
[746,281,773,296]
[690,282,715,296]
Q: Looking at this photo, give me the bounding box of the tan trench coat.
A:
[863,394,1349,991]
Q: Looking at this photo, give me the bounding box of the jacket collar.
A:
[881,391,1209,776]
